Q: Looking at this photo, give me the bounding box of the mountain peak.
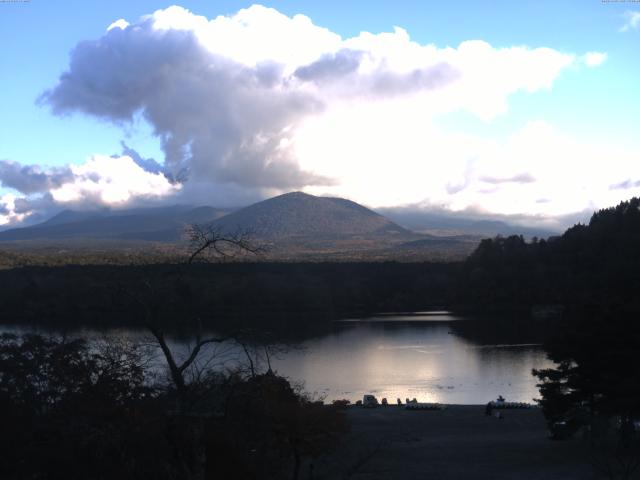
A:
[279,191,310,198]
[212,192,411,239]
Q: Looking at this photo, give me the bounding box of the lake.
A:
[1,311,552,405]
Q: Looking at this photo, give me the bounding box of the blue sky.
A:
[0,1,639,227]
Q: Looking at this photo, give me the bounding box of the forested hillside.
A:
[457,197,640,312]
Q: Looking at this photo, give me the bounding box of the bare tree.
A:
[120,224,265,409]
[185,224,264,265]
[234,328,295,378]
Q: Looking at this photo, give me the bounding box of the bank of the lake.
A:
[317,405,596,479]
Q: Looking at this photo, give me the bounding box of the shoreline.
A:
[345,402,539,407]
[315,405,595,479]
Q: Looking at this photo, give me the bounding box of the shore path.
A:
[317,405,598,479]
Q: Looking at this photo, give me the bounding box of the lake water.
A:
[1,312,552,405]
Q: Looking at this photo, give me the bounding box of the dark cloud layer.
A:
[118,142,166,177]
[480,173,536,184]
[294,49,364,82]
[610,179,640,190]
[295,50,459,98]
[378,203,588,235]
[0,160,73,195]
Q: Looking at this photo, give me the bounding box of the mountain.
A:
[0,205,230,242]
[0,193,475,260]
[378,208,558,239]
[0,193,414,245]
[212,191,412,239]
[205,192,480,259]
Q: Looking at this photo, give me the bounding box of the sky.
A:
[0,0,639,229]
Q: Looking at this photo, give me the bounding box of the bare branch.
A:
[111,224,269,413]
[185,224,266,264]
[176,335,229,375]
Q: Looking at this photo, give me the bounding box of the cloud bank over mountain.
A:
[1,4,628,229]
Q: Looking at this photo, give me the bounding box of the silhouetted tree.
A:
[0,334,179,480]
[533,305,640,479]
[119,224,265,408]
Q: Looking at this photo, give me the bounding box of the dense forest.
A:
[1,198,640,332]
[459,197,640,312]
[0,261,457,333]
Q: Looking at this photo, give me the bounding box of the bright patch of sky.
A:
[0,0,638,228]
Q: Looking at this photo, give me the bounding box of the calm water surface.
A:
[2,312,552,404]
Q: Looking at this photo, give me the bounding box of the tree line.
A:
[460,198,640,478]
[459,197,640,312]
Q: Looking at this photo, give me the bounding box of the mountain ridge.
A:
[0,192,552,260]
[211,191,414,240]
[0,205,229,242]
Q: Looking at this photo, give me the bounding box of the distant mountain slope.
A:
[212,192,413,239]
[0,193,478,260]
[0,205,229,242]
[378,208,558,239]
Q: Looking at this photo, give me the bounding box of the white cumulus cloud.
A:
[49,155,180,205]
[1,4,616,229]
[298,118,640,218]
[583,51,607,67]
[39,4,576,192]
[107,18,129,32]
[0,155,180,227]
[620,10,640,32]
[0,194,30,227]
